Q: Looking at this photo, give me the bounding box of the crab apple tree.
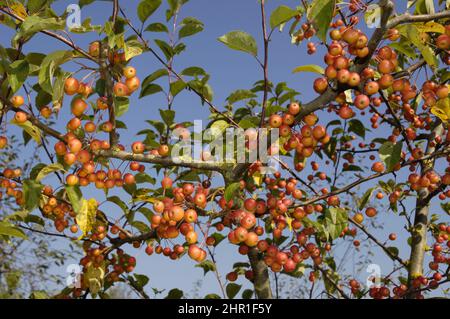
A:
[0,0,450,300]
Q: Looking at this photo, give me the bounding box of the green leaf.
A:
[224,182,240,202]
[204,293,221,299]
[154,39,174,61]
[131,221,150,233]
[195,260,216,275]
[405,25,438,67]
[342,165,363,172]
[165,288,184,299]
[27,0,49,13]
[38,50,73,94]
[292,64,324,75]
[238,117,258,129]
[242,289,254,299]
[209,232,226,247]
[415,0,435,14]
[218,31,258,56]
[137,0,162,24]
[170,80,187,97]
[324,207,348,240]
[179,17,204,39]
[227,89,257,104]
[107,196,128,213]
[29,290,49,299]
[358,187,375,210]
[180,66,206,77]
[114,97,130,117]
[35,163,65,182]
[135,173,156,184]
[13,16,65,46]
[79,0,95,8]
[348,119,366,138]
[307,0,335,42]
[210,120,229,138]
[389,42,417,59]
[8,60,29,94]
[66,185,83,214]
[11,119,41,144]
[0,221,28,240]
[130,274,149,290]
[379,141,402,171]
[140,83,163,98]
[387,246,399,258]
[166,0,188,21]
[145,22,169,33]
[270,5,298,29]
[141,69,168,88]
[226,283,242,299]
[23,179,44,211]
[159,109,175,126]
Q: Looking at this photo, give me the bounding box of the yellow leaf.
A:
[83,261,105,296]
[11,119,42,144]
[124,42,143,61]
[414,22,445,34]
[286,216,293,231]
[10,2,28,19]
[76,198,97,238]
[431,97,450,123]
[252,171,263,187]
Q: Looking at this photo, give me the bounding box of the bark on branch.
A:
[407,123,445,296]
[94,149,227,172]
[248,248,273,299]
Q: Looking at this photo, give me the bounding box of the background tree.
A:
[0,0,449,299]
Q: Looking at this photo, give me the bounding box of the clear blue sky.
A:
[2,0,449,298]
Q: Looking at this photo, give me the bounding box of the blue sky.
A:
[1,0,449,298]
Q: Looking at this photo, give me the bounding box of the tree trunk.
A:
[248,248,273,299]
[407,123,444,297]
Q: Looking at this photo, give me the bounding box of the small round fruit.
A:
[269,114,283,128]
[11,95,24,108]
[14,111,28,123]
[365,207,377,218]
[354,94,370,110]
[71,98,88,117]
[131,141,145,154]
[123,66,137,79]
[313,77,328,94]
[64,77,80,95]
[114,82,129,97]
[125,77,140,93]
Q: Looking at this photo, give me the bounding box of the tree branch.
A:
[387,10,450,29]
[94,149,227,172]
[259,0,270,127]
[248,247,273,299]
[0,8,95,61]
[349,219,407,267]
[407,122,445,295]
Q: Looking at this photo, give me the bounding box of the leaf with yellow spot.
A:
[431,97,450,123]
[76,198,97,238]
[83,261,105,296]
[10,2,28,19]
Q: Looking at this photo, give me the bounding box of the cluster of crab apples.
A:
[268,103,330,165]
